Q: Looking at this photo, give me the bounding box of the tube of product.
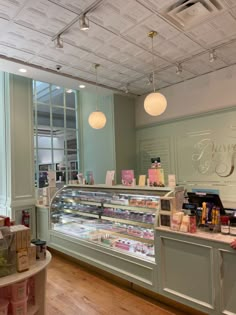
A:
[201,202,206,225]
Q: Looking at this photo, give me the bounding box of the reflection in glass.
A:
[52,106,64,128]
[36,81,50,104]
[37,104,50,127]
[66,109,76,128]
[51,85,64,106]
[65,90,76,108]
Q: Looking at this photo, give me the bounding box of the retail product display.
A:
[50,186,161,261]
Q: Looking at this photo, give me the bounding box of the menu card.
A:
[121,170,134,186]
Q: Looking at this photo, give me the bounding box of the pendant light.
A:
[144,31,167,116]
[88,64,107,129]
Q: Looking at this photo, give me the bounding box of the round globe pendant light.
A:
[88,64,107,129]
[88,110,106,129]
[144,31,167,116]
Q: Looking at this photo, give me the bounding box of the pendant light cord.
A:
[151,35,156,93]
[95,64,98,111]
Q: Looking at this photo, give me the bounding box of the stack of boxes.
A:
[41,171,58,206]
[9,225,36,272]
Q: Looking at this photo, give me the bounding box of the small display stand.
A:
[0,250,51,315]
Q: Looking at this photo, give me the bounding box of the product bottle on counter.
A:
[229,217,236,236]
[220,216,230,235]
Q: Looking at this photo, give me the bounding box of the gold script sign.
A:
[192,139,236,177]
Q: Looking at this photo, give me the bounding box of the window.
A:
[33,81,79,188]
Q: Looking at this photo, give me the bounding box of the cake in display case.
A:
[49,185,166,261]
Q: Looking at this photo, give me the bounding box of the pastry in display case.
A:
[50,185,163,261]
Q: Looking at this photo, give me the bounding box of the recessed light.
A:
[79,84,86,88]
[19,68,27,73]
[55,86,60,90]
[66,89,73,93]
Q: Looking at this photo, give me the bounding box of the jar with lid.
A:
[220,216,230,235]
[229,217,236,236]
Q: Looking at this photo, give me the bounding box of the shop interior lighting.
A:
[66,89,73,93]
[88,64,106,129]
[176,63,182,75]
[209,50,217,63]
[79,84,86,88]
[18,68,27,73]
[144,31,167,116]
[79,14,90,31]
[54,34,63,49]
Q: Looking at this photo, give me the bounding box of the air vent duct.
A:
[162,0,225,30]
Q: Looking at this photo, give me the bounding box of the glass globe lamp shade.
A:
[144,92,167,116]
[88,110,106,129]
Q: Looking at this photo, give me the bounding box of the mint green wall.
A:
[136,107,236,205]
[79,90,116,184]
[0,72,7,214]
[114,94,136,183]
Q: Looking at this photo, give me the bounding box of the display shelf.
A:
[100,230,154,244]
[0,252,51,288]
[101,215,153,228]
[103,203,157,212]
[63,209,100,218]
[75,200,102,207]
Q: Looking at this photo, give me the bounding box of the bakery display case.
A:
[50,185,161,261]
[49,184,184,290]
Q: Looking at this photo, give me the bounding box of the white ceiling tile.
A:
[0,0,25,20]
[50,0,95,13]
[0,44,33,61]
[187,12,236,47]
[229,7,236,19]
[65,25,104,51]
[216,41,236,65]
[182,52,227,75]
[134,50,169,69]
[156,66,195,84]
[123,14,180,49]
[29,56,65,70]
[89,0,152,34]
[15,0,77,36]
[155,34,203,61]
[0,24,50,54]
[223,0,236,8]
[82,53,117,69]
[137,0,178,13]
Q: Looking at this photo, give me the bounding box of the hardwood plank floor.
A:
[46,253,189,315]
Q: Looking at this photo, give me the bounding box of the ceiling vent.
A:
[162,0,225,30]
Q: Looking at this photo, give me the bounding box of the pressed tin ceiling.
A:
[0,0,236,95]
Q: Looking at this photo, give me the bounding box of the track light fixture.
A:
[79,14,90,31]
[209,50,217,63]
[147,73,153,85]
[176,63,182,75]
[54,34,63,49]
[124,84,129,94]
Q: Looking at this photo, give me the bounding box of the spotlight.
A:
[209,50,217,63]
[79,14,89,31]
[19,68,27,73]
[147,74,153,85]
[176,63,182,75]
[54,34,63,49]
[124,84,129,94]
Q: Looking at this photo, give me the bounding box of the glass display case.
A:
[50,185,167,262]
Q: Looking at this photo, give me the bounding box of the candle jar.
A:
[220,216,230,235]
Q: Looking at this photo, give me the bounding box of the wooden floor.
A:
[46,253,190,315]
